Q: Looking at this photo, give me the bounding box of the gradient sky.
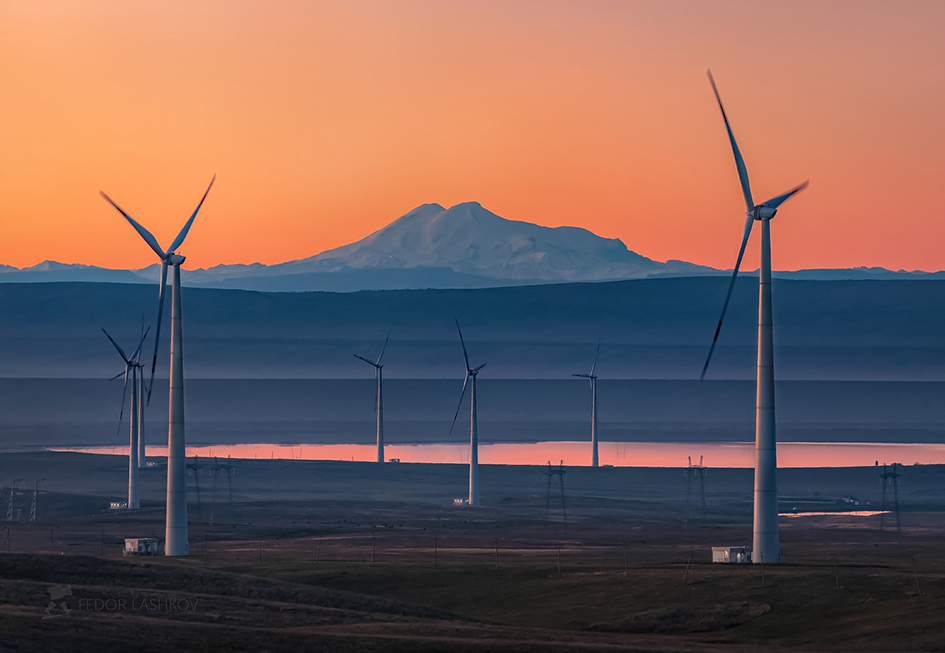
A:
[1,1,942,272]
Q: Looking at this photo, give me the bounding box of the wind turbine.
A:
[572,339,601,468]
[448,319,486,506]
[101,176,215,556]
[700,71,807,565]
[103,326,149,510]
[354,331,391,464]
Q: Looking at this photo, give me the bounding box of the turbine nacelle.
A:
[167,253,186,265]
[755,206,777,220]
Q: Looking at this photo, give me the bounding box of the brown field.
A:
[0,451,943,652]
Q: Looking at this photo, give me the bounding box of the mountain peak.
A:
[290,201,695,281]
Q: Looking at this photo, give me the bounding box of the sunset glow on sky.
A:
[1,1,942,272]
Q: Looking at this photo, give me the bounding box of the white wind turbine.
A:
[101,176,215,556]
[700,71,807,565]
[448,319,486,506]
[572,339,601,468]
[354,331,391,464]
[103,327,149,509]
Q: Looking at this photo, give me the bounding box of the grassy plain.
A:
[0,451,943,651]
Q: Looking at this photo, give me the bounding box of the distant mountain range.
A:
[2,202,941,291]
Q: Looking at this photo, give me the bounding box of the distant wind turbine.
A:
[572,339,601,468]
[449,319,486,506]
[101,176,215,556]
[103,326,149,510]
[354,331,391,464]
[700,70,807,565]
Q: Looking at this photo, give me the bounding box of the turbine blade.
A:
[707,70,754,211]
[148,261,168,402]
[102,328,130,364]
[132,325,151,360]
[448,373,470,436]
[139,369,151,399]
[354,354,379,367]
[100,192,166,258]
[376,330,391,366]
[473,362,487,373]
[167,175,215,254]
[108,371,124,381]
[761,180,809,211]
[455,318,470,371]
[572,374,591,378]
[700,213,755,380]
[590,338,601,376]
[136,316,144,359]
[116,368,129,438]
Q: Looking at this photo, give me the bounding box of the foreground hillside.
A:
[0,452,943,652]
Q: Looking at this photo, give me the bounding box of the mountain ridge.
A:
[2,201,942,291]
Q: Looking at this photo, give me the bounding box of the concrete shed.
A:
[124,537,161,556]
[712,546,750,563]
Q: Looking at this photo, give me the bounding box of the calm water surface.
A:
[52,441,945,468]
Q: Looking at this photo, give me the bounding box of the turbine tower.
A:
[103,327,149,510]
[572,339,601,468]
[700,71,807,565]
[354,331,391,464]
[136,321,148,469]
[449,319,486,506]
[101,176,215,556]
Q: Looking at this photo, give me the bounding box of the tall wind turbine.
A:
[449,319,486,506]
[700,71,807,565]
[103,327,149,509]
[101,176,215,556]
[354,331,391,464]
[572,340,601,468]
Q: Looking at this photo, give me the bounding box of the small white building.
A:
[712,546,750,563]
[109,501,128,510]
[124,537,161,556]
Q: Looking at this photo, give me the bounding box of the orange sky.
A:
[1,1,942,272]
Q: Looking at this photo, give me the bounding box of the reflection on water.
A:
[50,441,945,468]
[781,511,888,517]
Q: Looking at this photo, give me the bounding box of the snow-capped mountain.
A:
[265,201,710,281]
[2,202,940,292]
